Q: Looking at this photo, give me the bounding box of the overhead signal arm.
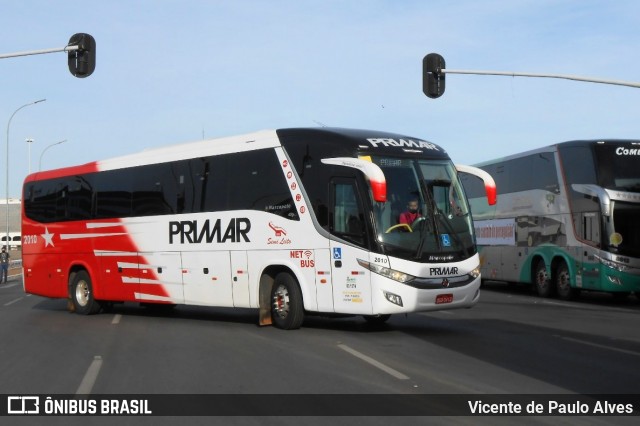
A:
[423,52,640,98]
[0,33,96,78]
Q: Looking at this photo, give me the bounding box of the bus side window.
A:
[579,211,601,247]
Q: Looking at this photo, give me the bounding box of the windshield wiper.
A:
[414,180,439,260]
[415,182,470,259]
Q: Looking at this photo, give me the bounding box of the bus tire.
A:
[555,261,578,300]
[70,270,101,315]
[534,260,552,298]
[270,272,304,330]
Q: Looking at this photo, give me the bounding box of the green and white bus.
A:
[461,140,640,300]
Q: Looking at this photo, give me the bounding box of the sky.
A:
[1,0,640,198]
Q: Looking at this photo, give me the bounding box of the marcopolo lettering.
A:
[169,218,251,244]
[366,138,440,151]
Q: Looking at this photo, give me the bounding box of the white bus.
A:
[22,128,495,329]
[1,232,22,249]
[461,140,640,300]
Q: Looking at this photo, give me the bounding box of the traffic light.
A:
[68,33,96,78]
[423,53,445,98]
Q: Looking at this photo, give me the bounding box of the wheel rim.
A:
[75,280,90,307]
[272,284,290,319]
[536,265,548,292]
[557,267,570,294]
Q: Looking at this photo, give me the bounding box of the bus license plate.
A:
[435,294,453,304]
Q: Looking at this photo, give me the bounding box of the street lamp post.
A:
[39,139,67,171]
[5,99,46,249]
[26,138,34,175]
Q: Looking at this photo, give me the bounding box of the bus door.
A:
[578,211,602,288]
[314,248,334,312]
[138,252,184,304]
[329,178,372,314]
[181,251,234,307]
[231,250,250,307]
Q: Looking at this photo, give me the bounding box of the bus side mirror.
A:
[455,164,497,205]
[68,33,96,78]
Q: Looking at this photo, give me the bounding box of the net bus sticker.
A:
[290,250,315,268]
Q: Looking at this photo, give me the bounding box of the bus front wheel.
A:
[71,270,101,315]
[270,273,304,330]
[534,260,552,298]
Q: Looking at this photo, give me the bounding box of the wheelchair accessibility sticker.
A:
[441,234,451,247]
[333,247,342,260]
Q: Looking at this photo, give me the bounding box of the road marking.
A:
[337,344,409,380]
[76,356,103,395]
[540,300,580,308]
[4,297,23,306]
[111,314,122,325]
[555,335,640,357]
[0,282,20,289]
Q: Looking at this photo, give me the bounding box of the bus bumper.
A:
[370,275,481,315]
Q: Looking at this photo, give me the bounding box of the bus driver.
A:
[399,199,422,226]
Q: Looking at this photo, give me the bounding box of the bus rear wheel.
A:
[534,260,552,298]
[555,262,579,300]
[71,270,101,315]
[270,273,304,330]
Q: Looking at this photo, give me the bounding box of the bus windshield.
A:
[592,144,640,257]
[607,201,640,258]
[594,144,640,191]
[371,157,476,263]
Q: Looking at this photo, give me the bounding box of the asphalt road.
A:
[1,276,638,425]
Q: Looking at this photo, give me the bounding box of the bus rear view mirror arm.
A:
[321,157,387,203]
[455,164,497,206]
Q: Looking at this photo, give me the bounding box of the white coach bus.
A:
[22,128,495,329]
[461,140,640,300]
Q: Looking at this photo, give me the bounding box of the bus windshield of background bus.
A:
[591,144,640,257]
[371,157,476,262]
[594,144,640,191]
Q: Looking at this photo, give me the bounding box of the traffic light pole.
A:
[423,52,640,98]
[439,68,640,89]
[0,33,95,78]
[0,45,79,60]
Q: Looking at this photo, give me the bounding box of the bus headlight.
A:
[595,255,628,273]
[357,259,415,283]
[469,266,481,279]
